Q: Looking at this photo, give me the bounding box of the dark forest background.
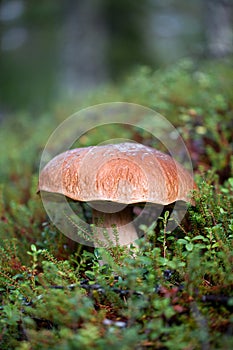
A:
[0,0,232,115]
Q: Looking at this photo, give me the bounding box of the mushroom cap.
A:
[38,143,195,205]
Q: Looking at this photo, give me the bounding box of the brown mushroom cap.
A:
[38,142,195,205]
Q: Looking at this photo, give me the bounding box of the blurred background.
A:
[0,0,232,116]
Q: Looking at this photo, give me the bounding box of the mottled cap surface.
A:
[38,143,195,205]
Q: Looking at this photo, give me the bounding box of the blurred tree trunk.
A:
[205,0,233,57]
[59,0,151,93]
[59,0,109,94]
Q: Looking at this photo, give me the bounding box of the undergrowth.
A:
[0,59,232,349]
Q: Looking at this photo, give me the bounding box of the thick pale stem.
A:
[92,206,138,247]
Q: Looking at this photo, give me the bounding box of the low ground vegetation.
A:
[0,59,232,349]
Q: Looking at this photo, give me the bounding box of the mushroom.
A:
[38,142,195,247]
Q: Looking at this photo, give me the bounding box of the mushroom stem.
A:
[92,206,138,247]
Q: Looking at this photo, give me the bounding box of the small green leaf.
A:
[85,271,95,280]
[192,235,208,242]
[177,239,188,245]
[228,178,233,188]
[195,244,206,249]
[212,242,219,248]
[185,243,194,251]
[31,244,37,252]
[167,236,174,241]
[158,257,169,266]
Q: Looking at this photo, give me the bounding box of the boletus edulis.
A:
[38,142,196,247]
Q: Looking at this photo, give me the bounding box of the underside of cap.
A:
[38,143,196,205]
